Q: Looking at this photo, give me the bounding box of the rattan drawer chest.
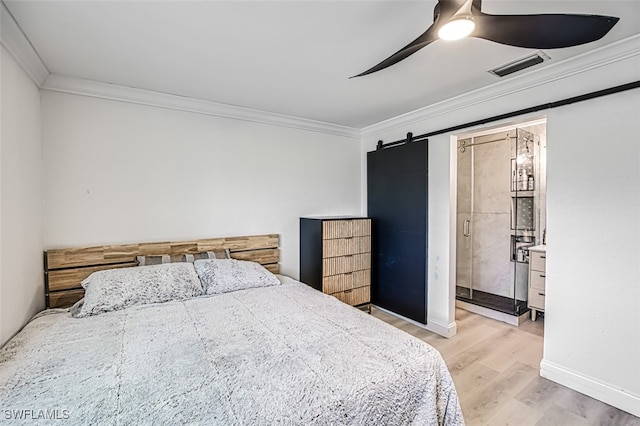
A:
[300,217,371,308]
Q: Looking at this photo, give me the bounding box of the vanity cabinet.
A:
[528,246,546,320]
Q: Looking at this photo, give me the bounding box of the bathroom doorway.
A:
[455,119,547,323]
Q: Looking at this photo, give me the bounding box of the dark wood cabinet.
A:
[300,217,371,307]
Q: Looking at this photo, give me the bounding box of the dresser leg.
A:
[531,309,537,321]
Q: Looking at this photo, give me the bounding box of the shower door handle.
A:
[463,219,471,237]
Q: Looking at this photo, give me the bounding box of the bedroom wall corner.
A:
[0,45,45,347]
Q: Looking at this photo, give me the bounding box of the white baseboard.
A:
[540,360,640,418]
[372,305,457,338]
[455,299,530,326]
[425,318,458,338]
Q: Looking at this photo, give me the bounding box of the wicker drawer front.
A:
[322,236,371,258]
[322,269,370,294]
[323,253,370,276]
[323,220,353,239]
[352,219,371,237]
[322,219,371,240]
[332,286,370,306]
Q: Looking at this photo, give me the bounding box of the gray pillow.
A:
[72,263,204,317]
[136,250,229,266]
[136,254,175,266]
[183,249,231,263]
[193,259,280,295]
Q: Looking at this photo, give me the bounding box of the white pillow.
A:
[72,263,204,317]
[193,259,280,295]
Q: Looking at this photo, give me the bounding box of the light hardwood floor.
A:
[371,307,640,426]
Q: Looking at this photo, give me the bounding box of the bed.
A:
[0,235,464,425]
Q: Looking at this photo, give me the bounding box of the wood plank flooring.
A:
[371,307,640,426]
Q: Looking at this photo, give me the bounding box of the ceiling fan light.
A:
[438,17,475,41]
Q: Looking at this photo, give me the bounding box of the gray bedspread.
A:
[0,277,463,425]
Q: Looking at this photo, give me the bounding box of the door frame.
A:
[449,117,547,323]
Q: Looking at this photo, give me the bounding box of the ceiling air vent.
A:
[489,51,550,78]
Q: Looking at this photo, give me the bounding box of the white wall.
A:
[0,46,44,346]
[541,89,640,415]
[361,43,640,414]
[41,91,361,278]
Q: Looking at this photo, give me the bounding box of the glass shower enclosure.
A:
[456,127,541,316]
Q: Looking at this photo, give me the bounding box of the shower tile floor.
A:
[456,286,529,316]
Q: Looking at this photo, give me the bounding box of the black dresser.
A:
[300,216,371,307]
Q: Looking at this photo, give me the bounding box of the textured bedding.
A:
[0,276,463,425]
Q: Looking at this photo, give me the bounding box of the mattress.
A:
[0,276,463,425]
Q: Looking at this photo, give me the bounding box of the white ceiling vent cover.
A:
[489,51,550,78]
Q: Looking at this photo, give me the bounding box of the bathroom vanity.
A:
[528,245,547,320]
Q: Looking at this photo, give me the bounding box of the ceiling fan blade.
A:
[351,24,439,78]
[472,12,619,49]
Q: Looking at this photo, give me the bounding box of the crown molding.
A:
[0,1,49,86]
[361,34,640,138]
[3,0,637,142]
[1,0,358,138]
[41,74,360,139]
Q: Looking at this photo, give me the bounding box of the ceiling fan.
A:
[352,0,619,77]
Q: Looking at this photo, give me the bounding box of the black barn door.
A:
[367,140,427,324]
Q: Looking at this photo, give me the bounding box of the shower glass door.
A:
[456,131,520,313]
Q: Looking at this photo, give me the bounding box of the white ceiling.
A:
[5,0,640,129]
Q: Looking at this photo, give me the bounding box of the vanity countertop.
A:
[529,244,546,252]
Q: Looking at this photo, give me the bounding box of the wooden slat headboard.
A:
[44,234,280,309]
